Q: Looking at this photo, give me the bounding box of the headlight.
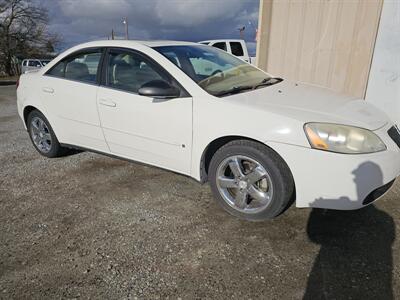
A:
[304,123,386,154]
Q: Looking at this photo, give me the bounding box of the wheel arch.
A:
[23,105,40,128]
[199,135,297,211]
[199,136,291,180]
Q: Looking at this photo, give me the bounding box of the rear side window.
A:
[212,42,227,51]
[106,50,167,93]
[46,49,102,83]
[230,42,244,56]
[65,51,101,83]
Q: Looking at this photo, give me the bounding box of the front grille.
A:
[388,125,400,149]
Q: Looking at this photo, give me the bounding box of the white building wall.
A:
[366,0,400,125]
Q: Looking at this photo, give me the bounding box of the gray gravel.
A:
[1,85,400,299]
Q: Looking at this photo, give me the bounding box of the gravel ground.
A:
[1,85,400,299]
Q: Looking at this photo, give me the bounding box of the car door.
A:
[41,48,109,152]
[96,48,192,174]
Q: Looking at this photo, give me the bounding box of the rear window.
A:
[40,60,51,66]
[28,60,41,67]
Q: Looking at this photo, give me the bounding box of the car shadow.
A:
[304,162,395,299]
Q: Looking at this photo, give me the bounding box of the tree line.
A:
[0,0,60,76]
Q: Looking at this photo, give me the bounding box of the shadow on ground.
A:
[305,161,395,299]
[304,206,394,299]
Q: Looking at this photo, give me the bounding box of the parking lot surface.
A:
[1,85,400,299]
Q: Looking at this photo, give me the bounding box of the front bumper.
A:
[267,123,400,210]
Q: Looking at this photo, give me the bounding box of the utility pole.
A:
[238,26,245,39]
[111,29,115,40]
[122,17,129,40]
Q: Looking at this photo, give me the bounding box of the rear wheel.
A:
[209,140,294,221]
[27,110,69,158]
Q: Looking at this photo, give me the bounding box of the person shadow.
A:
[304,162,395,299]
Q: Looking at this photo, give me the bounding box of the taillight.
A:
[16,77,19,89]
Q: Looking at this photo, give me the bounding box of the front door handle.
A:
[99,99,117,107]
[42,87,54,93]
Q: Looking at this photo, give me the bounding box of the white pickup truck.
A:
[199,39,256,65]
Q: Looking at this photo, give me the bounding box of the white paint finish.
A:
[40,76,109,152]
[16,39,400,211]
[97,86,192,174]
[226,81,389,131]
[366,0,400,126]
[269,124,400,210]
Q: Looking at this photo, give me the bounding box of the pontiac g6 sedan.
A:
[16,40,400,221]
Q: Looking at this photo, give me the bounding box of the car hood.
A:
[227,80,389,131]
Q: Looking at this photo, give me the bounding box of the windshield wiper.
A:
[214,85,254,97]
[214,77,283,97]
[253,77,283,90]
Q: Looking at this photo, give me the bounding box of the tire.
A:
[208,140,294,221]
[27,110,69,158]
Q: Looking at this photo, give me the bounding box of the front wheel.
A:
[208,140,294,221]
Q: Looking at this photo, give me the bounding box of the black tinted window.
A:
[28,60,41,67]
[65,51,101,83]
[47,61,65,77]
[107,50,165,93]
[46,49,102,83]
[212,42,227,51]
[230,42,244,56]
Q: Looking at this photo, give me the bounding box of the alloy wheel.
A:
[30,116,52,153]
[216,155,273,213]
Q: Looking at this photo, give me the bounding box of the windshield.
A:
[153,45,279,97]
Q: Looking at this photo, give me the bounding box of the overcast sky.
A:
[43,0,259,55]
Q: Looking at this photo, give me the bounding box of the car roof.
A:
[71,40,200,50]
[199,39,244,43]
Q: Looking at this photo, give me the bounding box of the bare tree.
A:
[0,0,60,75]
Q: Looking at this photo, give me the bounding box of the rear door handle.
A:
[99,98,117,107]
[42,87,54,93]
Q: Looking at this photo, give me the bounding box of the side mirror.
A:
[138,80,180,99]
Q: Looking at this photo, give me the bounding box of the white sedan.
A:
[16,40,400,221]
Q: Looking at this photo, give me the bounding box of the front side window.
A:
[106,50,166,93]
[46,49,102,83]
[154,45,275,96]
[230,42,244,56]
